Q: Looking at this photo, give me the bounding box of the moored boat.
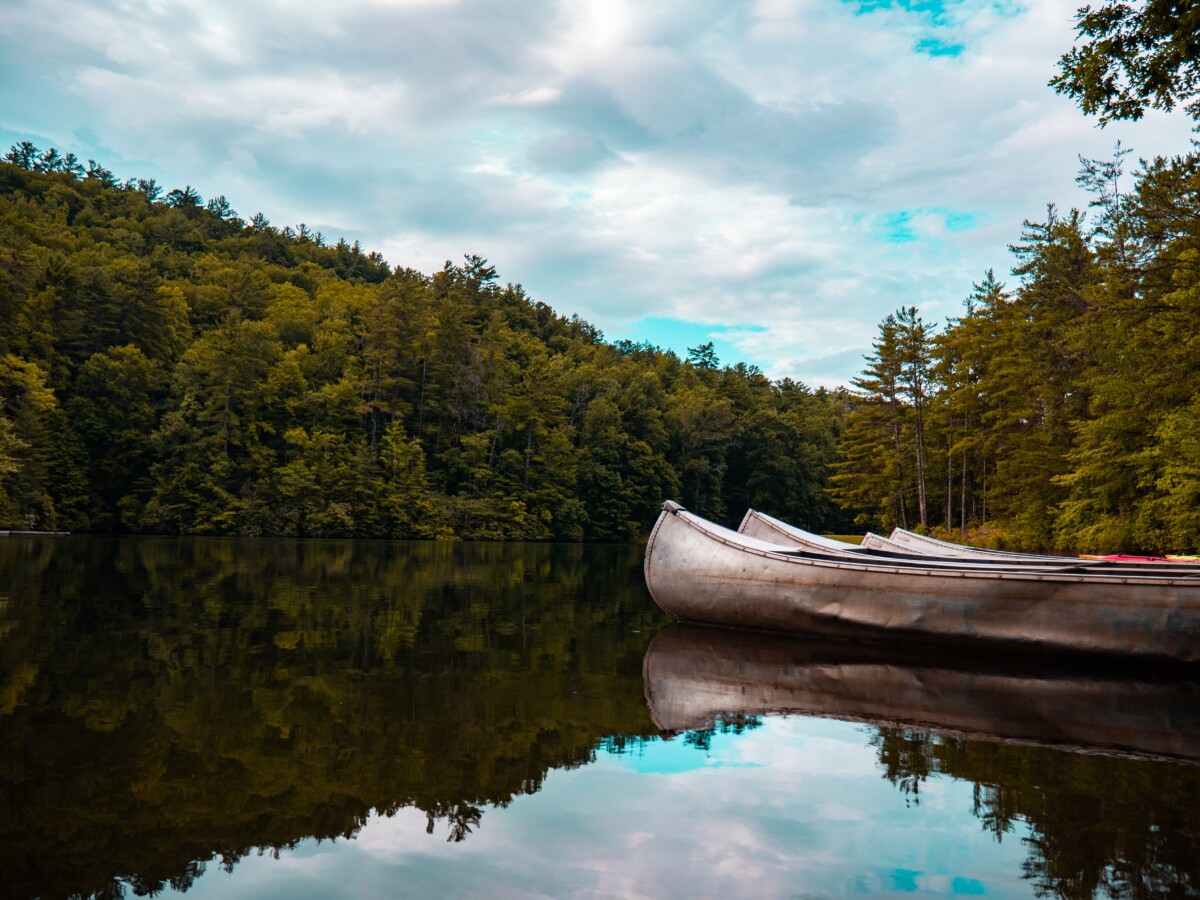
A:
[643,624,1200,762]
[743,509,1200,573]
[741,508,1077,563]
[643,501,1200,662]
[889,527,1200,565]
[887,526,1078,562]
[741,509,984,560]
[738,508,869,555]
[860,530,941,554]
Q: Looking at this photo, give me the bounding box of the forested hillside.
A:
[8,134,1197,552]
[0,144,850,539]
[832,146,1200,555]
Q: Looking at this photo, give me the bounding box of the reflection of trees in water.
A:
[425,801,484,843]
[871,727,1200,898]
[680,715,762,752]
[0,537,665,899]
[870,727,936,808]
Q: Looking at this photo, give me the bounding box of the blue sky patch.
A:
[852,0,1022,25]
[881,211,918,243]
[916,36,965,56]
[951,876,988,895]
[848,0,966,57]
[611,317,769,371]
[878,208,977,243]
[851,0,953,24]
[889,867,924,891]
[944,210,977,232]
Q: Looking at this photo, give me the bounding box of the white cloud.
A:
[490,86,564,107]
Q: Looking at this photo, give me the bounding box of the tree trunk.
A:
[982,461,988,525]
[890,419,908,530]
[913,407,928,527]
[946,447,952,532]
[523,428,532,489]
[960,447,967,537]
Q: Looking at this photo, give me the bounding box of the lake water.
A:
[2,536,1198,899]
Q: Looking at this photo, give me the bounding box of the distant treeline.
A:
[832,145,1200,555]
[0,143,851,539]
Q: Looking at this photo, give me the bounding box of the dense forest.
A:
[3,132,1200,552]
[0,145,850,540]
[832,145,1200,555]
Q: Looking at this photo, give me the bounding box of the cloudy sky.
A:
[1,0,1195,385]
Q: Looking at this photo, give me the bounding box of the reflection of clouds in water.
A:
[722,716,880,777]
[169,715,1033,897]
[354,807,442,856]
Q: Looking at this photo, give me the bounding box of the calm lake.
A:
[2,536,1198,899]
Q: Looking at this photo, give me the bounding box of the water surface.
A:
[1,536,1197,898]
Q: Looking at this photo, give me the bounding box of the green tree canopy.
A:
[1052,1,1200,123]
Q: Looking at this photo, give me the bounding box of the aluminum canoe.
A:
[889,527,1200,565]
[887,527,1096,562]
[740,509,961,560]
[643,501,1200,662]
[741,508,1077,562]
[744,508,1200,574]
[738,508,869,555]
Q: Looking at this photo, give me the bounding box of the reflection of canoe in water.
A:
[644,502,1200,661]
[642,624,1200,763]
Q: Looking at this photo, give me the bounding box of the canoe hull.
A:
[644,505,1200,662]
